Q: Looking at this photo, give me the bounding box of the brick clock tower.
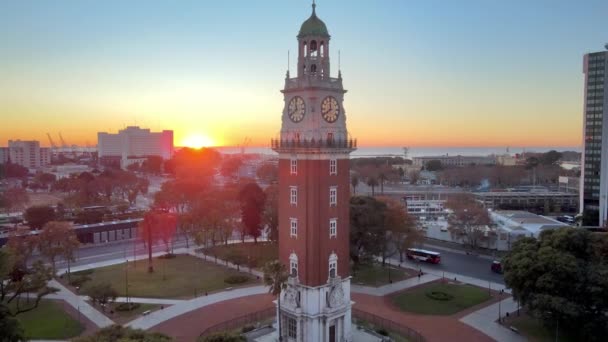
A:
[271,2,356,342]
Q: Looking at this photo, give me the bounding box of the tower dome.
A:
[298,3,329,38]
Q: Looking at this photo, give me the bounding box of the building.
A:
[496,154,517,166]
[401,187,465,221]
[490,211,569,250]
[580,46,608,225]
[97,126,173,168]
[412,155,496,168]
[558,176,580,194]
[474,191,578,212]
[1,140,51,169]
[271,3,354,341]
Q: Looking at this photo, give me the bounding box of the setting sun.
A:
[181,134,215,149]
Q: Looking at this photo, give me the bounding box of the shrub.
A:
[375,328,389,336]
[159,253,177,259]
[115,302,140,312]
[224,275,249,284]
[69,275,91,288]
[425,291,454,301]
[241,325,255,333]
[199,332,246,342]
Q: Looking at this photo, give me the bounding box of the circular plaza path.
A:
[150,292,494,342]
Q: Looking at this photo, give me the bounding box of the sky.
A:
[1,0,607,148]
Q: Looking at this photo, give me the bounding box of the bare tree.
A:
[445,194,494,250]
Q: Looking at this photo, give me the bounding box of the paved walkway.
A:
[46,279,114,328]
[461,297,526,342]
[150,293,275,342]
[127,285,268,330]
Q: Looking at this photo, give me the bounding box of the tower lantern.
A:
[271,2,356,341]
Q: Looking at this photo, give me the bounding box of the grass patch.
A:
[351,262,413,287]
[205,242,278,269]
[505,312,576,342]
[78,254,258,299]
[392,282,491,315]
[12,299,84,340]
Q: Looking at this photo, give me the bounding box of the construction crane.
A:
[46,133,57,150]
[240,137,252,156]
[58,132,68,149]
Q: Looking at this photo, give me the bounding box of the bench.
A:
[225,287,233,291]
[142,310,152,316]
[509,326,519,334]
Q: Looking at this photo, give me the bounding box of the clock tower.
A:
[271,2,356,341]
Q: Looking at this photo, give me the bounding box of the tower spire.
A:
[312,0,316,15]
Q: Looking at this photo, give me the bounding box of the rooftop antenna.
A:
[287,50,290,78]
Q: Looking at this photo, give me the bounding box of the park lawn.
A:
[12,299,84,340]
[505,312,576,342]
[205,242,278,269]
[392,282,492,315]
[351,262,414,287]
[75,254,258,299]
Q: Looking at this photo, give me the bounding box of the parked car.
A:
[491,260,503,274]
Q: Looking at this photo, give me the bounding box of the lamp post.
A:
[125,259,129,305]
[498,289,504,322]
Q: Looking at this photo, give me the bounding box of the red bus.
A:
[406,248,441,264]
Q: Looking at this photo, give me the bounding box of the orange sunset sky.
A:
[2,1,606,149]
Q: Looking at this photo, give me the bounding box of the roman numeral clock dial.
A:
[288,96,306,123]
[321,96,340,123]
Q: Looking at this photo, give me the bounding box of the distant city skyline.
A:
[1,0,607,148]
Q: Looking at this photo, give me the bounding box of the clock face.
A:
[287,96,306,123]
[321,96,340,123]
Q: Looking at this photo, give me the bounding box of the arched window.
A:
[329,252,338,278]
[320,42,325,57]
[303,42,308,57]
[289,253,298,277]
[310,40,318,57]
[310,64,317,73]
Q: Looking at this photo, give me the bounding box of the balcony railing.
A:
[271,138,357,151]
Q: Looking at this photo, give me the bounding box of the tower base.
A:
[276,276,353,342]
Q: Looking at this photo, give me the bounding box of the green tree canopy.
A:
[349,196,387,267]
[24,205,56,230]
[503,228,608,341]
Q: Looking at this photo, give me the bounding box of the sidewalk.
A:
[47,279,114,328]
[460,297,525,342]
[126,285,268,330]
[352,273,438,296]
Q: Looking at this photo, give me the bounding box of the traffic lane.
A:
[394,249,505,284]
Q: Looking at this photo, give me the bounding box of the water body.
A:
[216,146,581,157]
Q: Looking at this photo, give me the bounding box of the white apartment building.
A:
[1,140,51,169]
[413,155,496,168]
[98,126,173,167]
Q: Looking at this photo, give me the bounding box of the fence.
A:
[199,307,275,337]
[352,308,426,342]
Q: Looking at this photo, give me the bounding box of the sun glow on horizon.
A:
[181,134,215,149]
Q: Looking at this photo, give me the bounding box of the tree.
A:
[0,249,55,319]
[366,177,378,196]
[262,184,279,242]
[263,260,288,342]
[380,197,420,262]
[408,169,420,185]
[38,221,80,274]
[425,160,443,171]
[349,196,386,269]
[34,172,56,190]
[73,325,172,342]
[24,205,55,230]
[226,250,247,271]
[0,162,28,179]
[445,194,493,249]
[238,183,266,243]
[139,210,178,272]
[0,305,25,342]
[6,227,39,271]
[503,228,608,341]
[256,162,278,183]
[351,175,359,195]
[221,157,244,179]
[84,283,118,312]
[0,187,29,214]
[539,150,562,166]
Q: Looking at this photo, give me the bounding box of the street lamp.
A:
[498,289,504,322]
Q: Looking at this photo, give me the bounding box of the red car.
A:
[491,261,503,274]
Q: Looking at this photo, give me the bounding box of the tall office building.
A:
[98,126,173,167]
[581,46,608,226]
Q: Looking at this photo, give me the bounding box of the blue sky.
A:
[1,0,606,147]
